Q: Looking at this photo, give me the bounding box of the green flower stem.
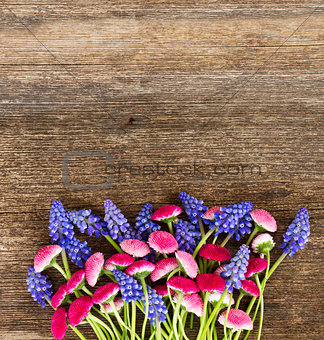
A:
[190,313,194,329]
[180,310,188,340]
[172,293,183,340]
[167,221,174,235]
[212,236,218,245]
[198,217,206,238]
[70,325,87,340]
[82,286,93,297]
[223,293,233,340]
[245,226,260,246]
[131,301,136,340]
[103,309,122,340]
[197,291,210,340]
[104,235,123,253]
[104,270,118,283]
[255,275,264,340]
[220,234,232,247]
[61,249,71,279]
[156,319,162,340]
[140,278,149,340]
[52,262,67,280]
[235,292,244,309]
[193,225,218,259]
[88,318,104,340]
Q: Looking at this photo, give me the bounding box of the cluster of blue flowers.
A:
[134,203,160,241]
[113,269,144,303]
[143,286,168,324]
[221,244,250,293]
[281,207,310,257]
[174,219,201,254]
[26,266,53,308]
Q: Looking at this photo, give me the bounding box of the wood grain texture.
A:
[0,1,323,339]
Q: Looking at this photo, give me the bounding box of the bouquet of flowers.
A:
[26,192,310,340]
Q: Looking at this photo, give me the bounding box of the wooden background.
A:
[0,1,323,339]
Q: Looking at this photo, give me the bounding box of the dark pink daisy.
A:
[152,205,182,222]
[51,284,68,309]
[241,279,260,298]
[101,297,124,314]
[199,244,231,262]
[120,239,150,258]
[203,206,222,220]
[173,293,203,317]
[214,264,227,276]
[218,309,253,332]
[105,253,134,270]
[245,258,268,278]
[196,273,226,293]
[85,252,104,287]
[92,282,120,304]
[34,245,62,272]
[148,231,178,254]
[209,291,234,307]
[68,296,93,327]
[66,270,85,294]
[250,209,277,232]
[125,260,155,279]
[166,276,199,294]
[153,285,174,297]
[175,251,198,279]
[151,258,179,282]
[51,308,68,340]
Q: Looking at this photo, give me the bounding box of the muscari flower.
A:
[196,274,225,293]
[178,192,209,226]
[142,285,168,324]
[151,258,179,282]
[120,239,150,258]
[245,258,267,278]
[85,252,104,287]
[92,283,120,304]
[199,244,231,262]
[214,264,227,276]
[174,219,201,254]
[101,297,124,314]
[113,269,144,303]
[68,296,93,327]
[125,260,156,279]
[51,284,69,308]
[26,266,53,308]
[152,205,182,222]
[281,207,310,257]
[173,293,203,317]
[105,253,134,270]
[252,233,275,255]
[148,231,178,254]
[175,251,198,279]
[66,269,85,294]
[218,309,253,332]
[166,276,200,295]
[134,203,160,241]
[51,308,68,340]
[221,244,250,293]
[34,245,62,273]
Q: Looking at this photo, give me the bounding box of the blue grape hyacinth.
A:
[221,244,250,293]
[135,203,160,241]
[174,218,201,254]
[26,266,53,308]
[113,269,144,303]
[281,207,310,257]
[142,286,168,324]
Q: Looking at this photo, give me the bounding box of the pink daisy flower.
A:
[34,245,62,272]
[66,270,85,294]
[199,244,231,262]
[203,206,222,220]
[166,276,199,294]
[51,284,68,309]
[120,239,150,258]
[196,274,225,293]
[125,260,155,279]
[245,258,268,278]
[101,297,124,314]
[150,258,179,282]
[218,309,253,332]
[92,282,120,304]
[252,233,275,254]
[103,261,115,272]
[173,293,203,317]
[152,205,182,222]
[153,285,174,297]
[214,264,227,276]
[68,296,93,327]
[51,308,68,340]
[148,231,178,254]
[250,209,277,232]
[175,251,198,279]
[85,252,104,287]
[105,253,134,270]
[241,279,260,298]
[209,291,234,307]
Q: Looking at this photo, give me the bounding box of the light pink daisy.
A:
[150,258,179,282]
[250,209,277,232]
[218,309,253,332]
[241,279,260,298]
[68,296,93,327]
[209,291,234,307]
[66,270,85,294]
[92,282,120,304]
[101,297,124,314]
[34,245,62,272]
[85,252,104,287]
[51,308,68,340]
[214,264,227,276]
[173,293,203,317]
[199,244,231,262]
[103,261,115,272]
[245,258,268,278]
[252,233,275,254]
[51,284,68,309]
[196,273,225,293]
[203,206,222,220]
[120,239,150,258]
[166,276,200,294]
[153,285,174,297]
[152,205,182,222]
[105,253,134,270]
[148,231,178,254]
[175,251,198,279]
[125,260,156,279]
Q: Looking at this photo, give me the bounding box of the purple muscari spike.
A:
[61,236,92,268]
[142,285,168,324]
[26,266,53,308]
[134,203,161,241]
[221,245,250,293]
[174,219,201,254]
[178,192,210,227]
[281,208,310,257]
[113,269,144,303]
